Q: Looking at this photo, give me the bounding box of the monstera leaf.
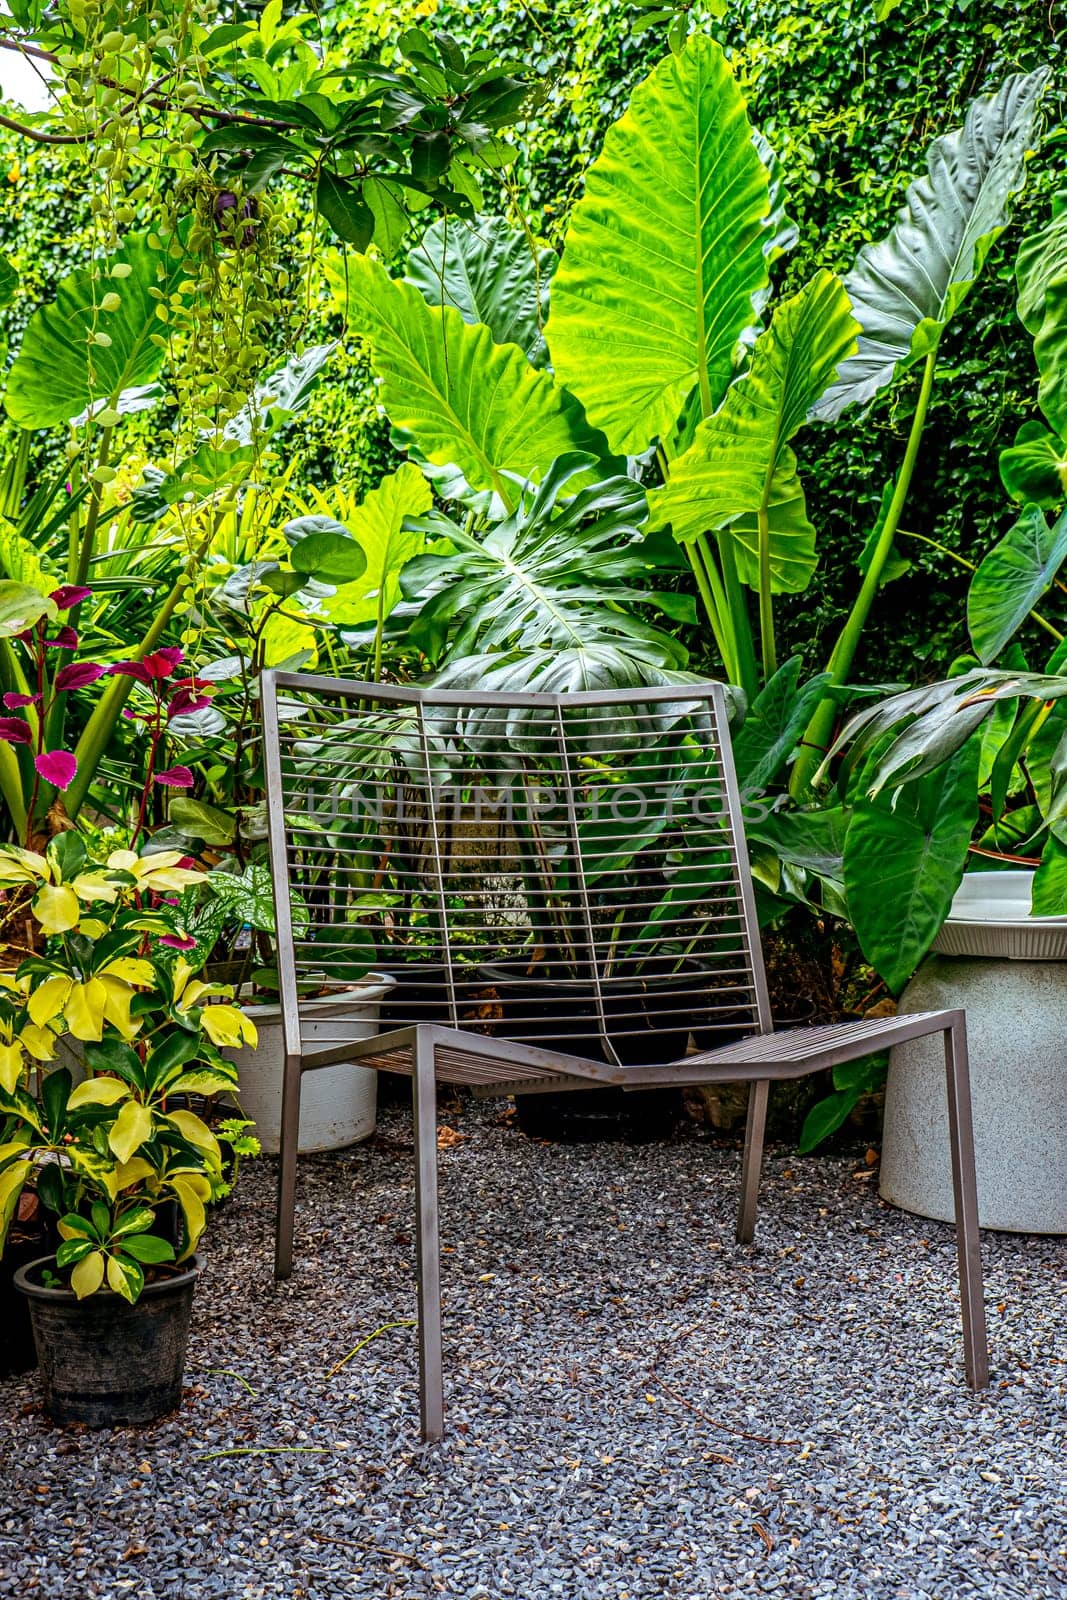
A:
[968,504,1067,664]
[544,33,777,456]
[651,272,858,592]
[317,464,434,627]
[813,70,1049,421]
[405,218,556,365]
[399,453,686,666]
[335,253,616,511]
[6,232,188,429]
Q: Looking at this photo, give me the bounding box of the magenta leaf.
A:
[159,934,197,951]
[108,660,151,682]
[35,750,77,789]
[49,585,92,611]
[167,690,212,719]
[54,662,105,692]
[0,717,31,746]
[2,692,40,709]
[153,765,195,788]
[43,627,78,651]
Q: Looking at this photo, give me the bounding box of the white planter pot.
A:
[881,872,1067,1234]
[227,976,395,1155]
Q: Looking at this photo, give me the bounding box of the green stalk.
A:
[713,530,759,703]
[684,538,736,683]
[0,740,25,839]
[756,458,777,681]
[791,348,939,796]
[74,426,113,586]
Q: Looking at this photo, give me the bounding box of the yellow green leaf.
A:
[201,1004,257,1049]
[0,1041,23,1093]
[114,1156,155,1190]
[65,977,108,1042]
[71,871,121,903]
[71,1249,106,1298]
[68,1076,129,1109]
[0,1155,30,1249]
[170,1173,208,1254]
[18,1022,59,1061]
[32,883,80,934]
[27,974,73,1028]
[101,957,155,986]
[166,1109,221,1163]
[108,1099,153,1164]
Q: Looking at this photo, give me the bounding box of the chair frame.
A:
[262,672,990,1440]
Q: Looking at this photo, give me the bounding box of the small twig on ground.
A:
[308,1529,424,1567]
[195,1446,328,1461]
[644,1318,800,1449]
[326,1321,417,1379]
[205,1368,258,1396]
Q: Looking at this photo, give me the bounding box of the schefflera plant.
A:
[0,833,258,1303]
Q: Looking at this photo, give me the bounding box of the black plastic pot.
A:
[378,959,456,1030]
[15,1254,202,1426]
[0,1233,51,1379]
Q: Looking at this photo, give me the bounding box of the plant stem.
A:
[74,427,112,586]
[714,530,759,703]
[684,539,734,681]
[792,348,939,795]
[756,460,777,681]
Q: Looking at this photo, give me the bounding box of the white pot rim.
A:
[238,972,396,1019]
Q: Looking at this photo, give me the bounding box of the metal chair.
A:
[261,672,989,1440]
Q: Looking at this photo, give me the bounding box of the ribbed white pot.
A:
[226,975,395,1155]
[881,872,1067,1234]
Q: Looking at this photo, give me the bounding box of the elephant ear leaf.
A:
[650,271,858,594]
[813,69,1049,422]
[999,421,1067,508]
[405,218,556,366]
[6,231,188,429]
[967,504,1067,665]
[545,32,777,457]
[0,253,17,309]
[319,463,433,628]
[334,252,617,514]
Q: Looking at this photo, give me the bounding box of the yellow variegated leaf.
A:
[100,976,141,1040]
[106,849,139,871]
[71,872,121,903]
[106,1254,141,1303]
[68,1076,129,1109]
[0,1041,23,1092]
[78,918,109,940]
[102,957,155,987]
[201,1005,257,1049]
[71,1249,106,1298]
[65,977,108,1041]
[33,883,80,934]
[0,1158,29,1247]
[0,846,48,884]
[170,1174,207,1255]
[166,1109,221,1162]
[108,1099,153,1164]
[27,974,73,1028]
[19,1023,60,1062]
[67,1145,121,1198]
[115,1156,155,1190]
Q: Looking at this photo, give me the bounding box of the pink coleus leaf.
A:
[159,934,197,951]
[153,765,195,788]
[43,627,78,651]
[0,717,32,745]
[167,691,213,719]
[2,692,40,709]
[109,647,184,682]
[54,662,105,692]
[49,585,92,611]
[35,750,77,789]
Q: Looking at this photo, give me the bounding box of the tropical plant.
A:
[0,830,259,1303]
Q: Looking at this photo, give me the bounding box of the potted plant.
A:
[0,832,259,1425]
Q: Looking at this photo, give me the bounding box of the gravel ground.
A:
[1,1096,1064,1600]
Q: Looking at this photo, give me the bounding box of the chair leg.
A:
[413,1035,444,1442]
[274,1051,302,1281]
[736,1079,770,1244]
[943,1020,990,1390]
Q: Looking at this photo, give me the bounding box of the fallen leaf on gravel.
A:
[437,1126,467,1149]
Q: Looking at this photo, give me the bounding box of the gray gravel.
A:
[1,1097,1064,1600]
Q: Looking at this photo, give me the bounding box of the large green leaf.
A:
[0,253,17,309]
[967,504,1067,664]
[731,657,832,791]
[399,453,685,666]
[334,252,615,511]
[6,232,188,429]
[650,271,858,592]
[0,580,56,636]
[544,33,775,456]
[999,421,1067,508]
[1033,834,1067,914]
[844,737,980,991]
[1017,204,1067,336]
[405,218,556,366]
[1033,282,1067,440]
[318,464,433,627]
[813,71,1049,421]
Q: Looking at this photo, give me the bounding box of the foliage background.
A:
[1,0,1061,683]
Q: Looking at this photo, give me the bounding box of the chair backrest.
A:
[261,673,772,1064]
